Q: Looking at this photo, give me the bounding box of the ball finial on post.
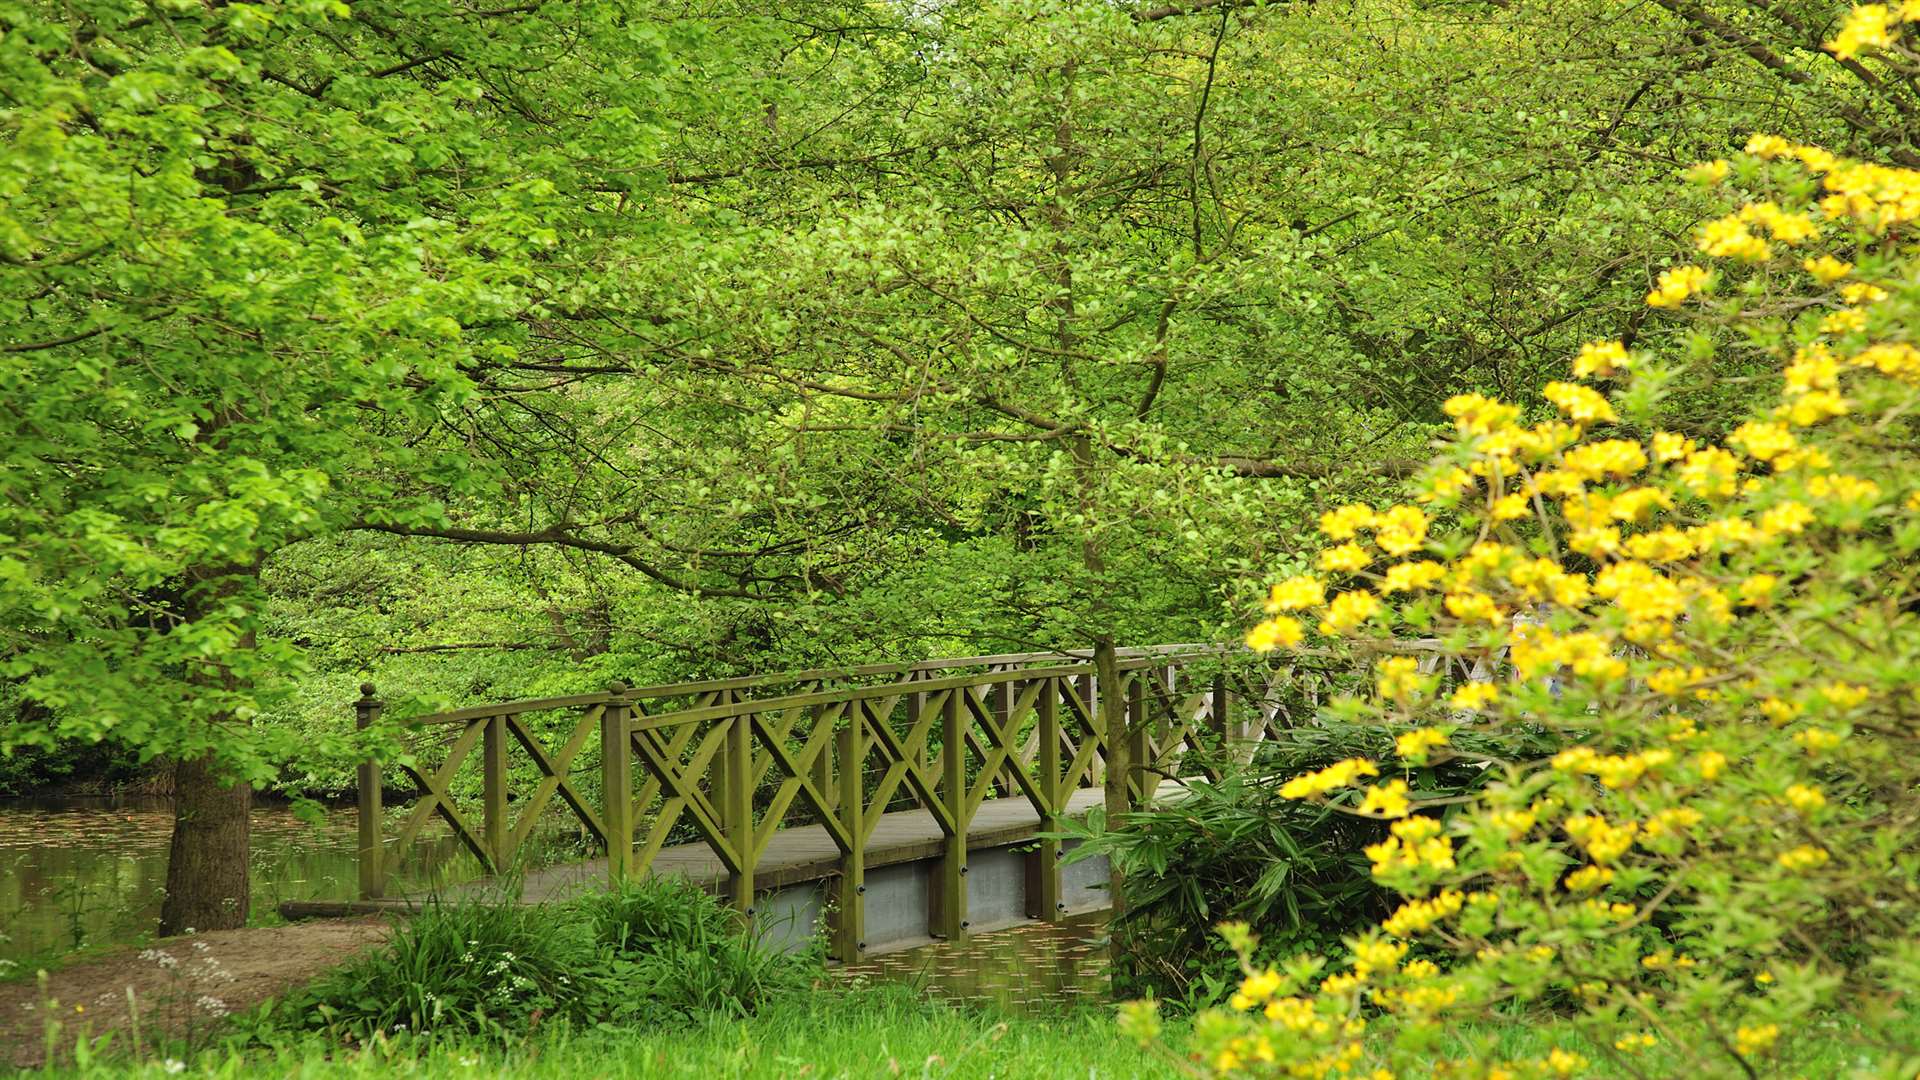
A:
[359,682,377,699]
[608,680,629,697]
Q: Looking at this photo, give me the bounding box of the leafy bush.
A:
[1121,132,1920,1077]
[290,898,602,1041]
[580,875,817,1022]
[1089,720,1560,1010]
[285,876,814,1042]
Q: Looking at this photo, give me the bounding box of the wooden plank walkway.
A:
[283,784,1167,918]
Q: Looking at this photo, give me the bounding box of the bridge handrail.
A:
[401,643,1218,727]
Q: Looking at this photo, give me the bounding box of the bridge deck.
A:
[283,784,1145,918]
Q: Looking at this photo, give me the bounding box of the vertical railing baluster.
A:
[1033,676,1063,922]
[727,708,755,917]
[936,687,969,939]
[810,704,835,819]
[834,702,866,961]
[602,683,633,882]
[482,713,507,872]
[356,683,384,900]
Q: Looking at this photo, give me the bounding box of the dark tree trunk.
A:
[156,563,259,937]
[159,753,251,935]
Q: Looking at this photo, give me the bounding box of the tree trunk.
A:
[158,563,258,937]
[159,753,251,935]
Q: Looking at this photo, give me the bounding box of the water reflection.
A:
[837,914,1111,1015]
[0,797,586,965]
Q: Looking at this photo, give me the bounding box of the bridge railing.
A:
[351,645,1273,950]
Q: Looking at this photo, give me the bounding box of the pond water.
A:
[0,796,524,966]
[838,915,1112,1015]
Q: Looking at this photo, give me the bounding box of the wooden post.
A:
[833,708,866,962]
[935,688,969,939]
[727,710,756,918]
[1032,676,1063,922]
[482,713,508,872]
[1211,672,1230,755]
[602,683,633,882]
[355,683,383,901]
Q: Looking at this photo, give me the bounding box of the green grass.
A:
[46,985,1172,1079]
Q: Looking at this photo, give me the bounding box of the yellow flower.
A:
[1565,865,1614,893]
[1821,308,1868,335]
[1778,844,1830,870]
[1738,574,1779,606]
[1697,213,1772,261]
[1828,3,1897,58]
[1783,390,1851,427]
[1395,727,1450,763]
[1804,254,1854,283]
[1350,937,1407,976]
[1679,447,1743,498]
[1562,439,1647,480]
[1545,1048,1589,1076]
[1374,504,1430,556]
[1729,421,1797,462]
[1279,758,1381,799]
[1489,492,1530,521]
[1449,681,1500,710]
[1685,159,1730,185]
[1651,430,1693,463]
[1572,339,1631,378]
[1444,590,1504,624]
[1245,616,1304,653]
[1320,503,1379,540]
[1443,394,1521,435]
[1819,681,1871,708]
[1565,814,1639,864]
[1784,783,1826,812]
[1381,890,1466,936]
[1841,281,1889,305]
[1379,560,1446,593]
[1421,465,1475,502]
[1357,780,1412,819]
[1319,541,1371,573]
[1375,656,1424,701]
[1697,750,1728,780]
[1319,590,1382,636]
[1794,727,1845,753]
[1646,264,1711,307]
[1543,382,1618,424]
[1265,575,1326,612]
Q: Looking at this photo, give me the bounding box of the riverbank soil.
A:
[1,916,390,1068]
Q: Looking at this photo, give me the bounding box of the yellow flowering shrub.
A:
[1121,134,1920,1077]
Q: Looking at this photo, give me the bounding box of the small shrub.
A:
[282,876,816,1043]
[1088,720,1558,1010]
[580,875,818,1023]
[289,899,602,1041]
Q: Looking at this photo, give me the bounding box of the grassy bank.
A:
[38,986,1167,1079]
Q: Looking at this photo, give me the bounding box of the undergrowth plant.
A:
[275,875,813,1043]
[1085,719,1561,1011]
[1121,125,1920,1078]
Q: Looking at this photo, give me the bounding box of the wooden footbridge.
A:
[284,644,1302,958]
